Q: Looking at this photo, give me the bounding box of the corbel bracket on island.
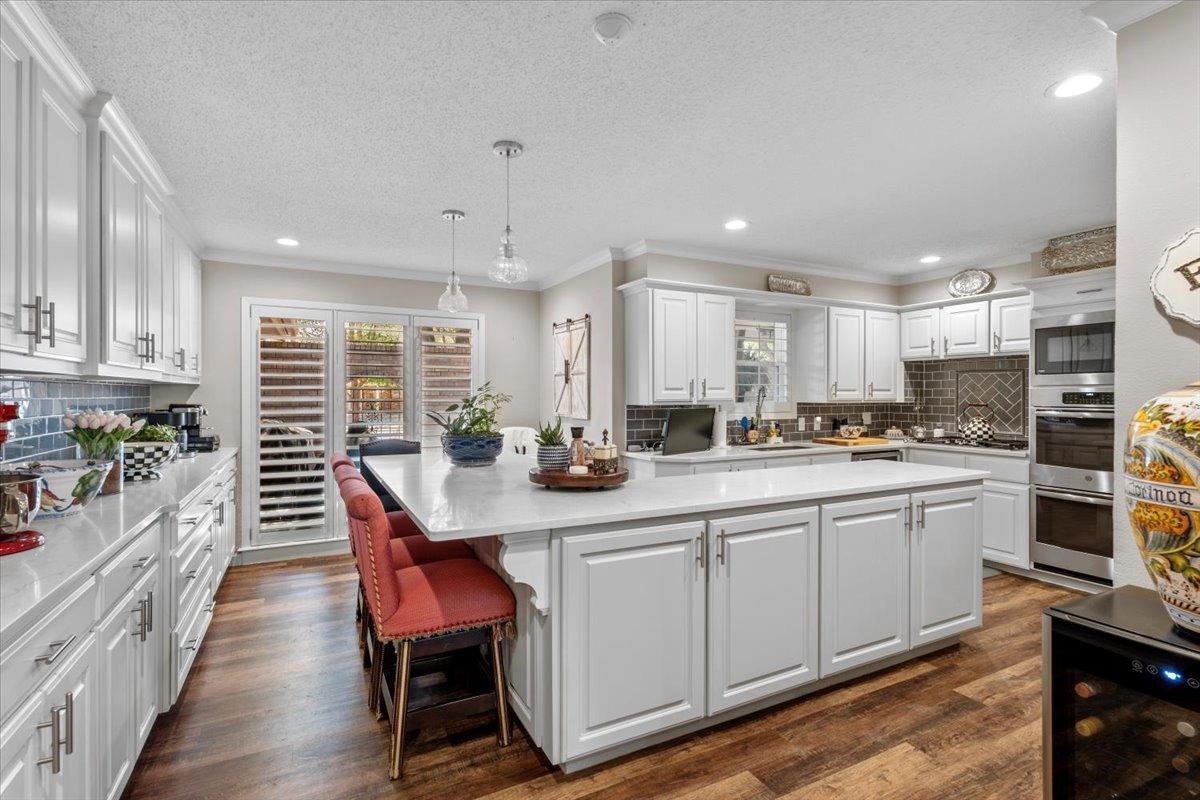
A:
[497,530,552,616]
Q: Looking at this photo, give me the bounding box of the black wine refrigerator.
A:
[1045,586,1200,798]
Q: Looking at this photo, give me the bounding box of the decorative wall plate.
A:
[1150,228,1200,326]
[767,274,812,296]
[946,269,995,297]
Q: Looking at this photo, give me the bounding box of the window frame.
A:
[731,307,796,415]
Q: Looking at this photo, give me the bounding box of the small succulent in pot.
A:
[535,418,570,471]
[64,409,146,494]
[426,382,512,467]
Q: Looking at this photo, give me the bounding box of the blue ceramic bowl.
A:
[441,434,505,467]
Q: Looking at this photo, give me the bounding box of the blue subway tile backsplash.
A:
[1,376,151,463]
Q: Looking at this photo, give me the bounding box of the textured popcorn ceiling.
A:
[37,0,1116,284]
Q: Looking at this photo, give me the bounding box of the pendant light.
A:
[488,140,529,284]
[437,210,468,313]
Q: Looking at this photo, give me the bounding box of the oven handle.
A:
[1034,487,1114,507]
[1033,409,1114,419]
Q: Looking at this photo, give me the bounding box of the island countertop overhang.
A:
[364,453,988,541]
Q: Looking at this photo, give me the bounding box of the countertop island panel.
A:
[364,452,988,541]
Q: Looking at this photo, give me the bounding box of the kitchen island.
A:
[365,451,988,772]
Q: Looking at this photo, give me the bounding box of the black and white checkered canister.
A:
[123,443,177,481]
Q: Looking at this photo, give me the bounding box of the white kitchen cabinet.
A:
[0,20,31,359]
[729,460,764,471]
[909,486,982,647]
[651,289,696,403]
[132,565,160,752]
[159,224,179,375]
[0,690,49,800]
[899,308,940,360]
[97,592,137,800]
[940,301,989,357]
[819,494,910,677]
[40,633,99,800]
[826,307,865,400]
[101,133,145,369]
[989,296,1030,354]
[187,253,202,378]
[808,452,853,465]
[707,507,819,713]
[864,310,899,400]
[980,480,1030,568]
[141,191,166,373]
[695,292,735,402]
[560,522,706,759]
[906,449,967,469]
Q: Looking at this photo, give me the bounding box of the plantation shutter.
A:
[416,318,480,448]
[342,318,407,461]
[253,311,331,542]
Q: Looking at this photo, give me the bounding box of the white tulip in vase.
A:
[64,409,147,495]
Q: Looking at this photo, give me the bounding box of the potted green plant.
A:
[64,409,146,495]
[123,423,180,482]
[426,382,512,466]
[534,418,570,471]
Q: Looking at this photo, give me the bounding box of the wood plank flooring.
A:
[126,556,1077,800]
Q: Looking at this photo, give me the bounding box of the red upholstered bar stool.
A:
[343,479,515,780]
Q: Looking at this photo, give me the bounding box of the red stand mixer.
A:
[0,401,45,555]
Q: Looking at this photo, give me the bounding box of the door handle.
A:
[689,378,695,400]
[20,295,44,343]
[36,704,63,774]
[137,334,152,361]
[695,534,705,572]
[929,336,934,354]
[917,500,927,528]
[701,378,707,399]
[62,691,74,756]
[904,504,912,532]
[150,332,156,363]
[43,301,55,348]
[717,529,726,565]
[131,600,147,641]
[146,590,154,632]
[176,347,186,369]
[943,336,949,355]
[992,331,1000,352]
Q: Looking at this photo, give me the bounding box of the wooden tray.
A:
[811,436,892,446]
[528,467,629,489]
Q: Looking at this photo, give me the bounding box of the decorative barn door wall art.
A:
[552,315,590,419]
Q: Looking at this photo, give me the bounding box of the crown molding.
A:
[5,0,176,201]
[618,239,904,285]
[201,249,540,291]
[1083,0,1180,33]
[538,247,623,290]
[899,249,1039,284]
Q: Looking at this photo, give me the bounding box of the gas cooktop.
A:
[911,436,1029,451]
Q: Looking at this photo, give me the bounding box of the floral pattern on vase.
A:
[1124,381,1200,633]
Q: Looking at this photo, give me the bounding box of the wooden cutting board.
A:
[811,436,892,446]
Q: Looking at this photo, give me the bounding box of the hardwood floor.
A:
[127,556,1077,800]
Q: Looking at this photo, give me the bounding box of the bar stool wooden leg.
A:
[389,640,413,781]
[490,623,512,747]
[367,631,383,715]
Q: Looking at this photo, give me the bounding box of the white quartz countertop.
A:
[0,449,238,644]
[365,451,988,541]
[623,440,1029,463]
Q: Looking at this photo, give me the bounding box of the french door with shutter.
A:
[243,300,482,550]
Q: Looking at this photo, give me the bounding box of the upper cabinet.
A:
[989,295,1031,354]
[827,307,865,400]
[627,287,734,405]
[900,295,1030,361]
[863,310,900,400]
[1,21,87,368]
[1,5,201,382]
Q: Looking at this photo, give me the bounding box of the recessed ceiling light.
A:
[1049,73,1103,98]
[592,12,633,46]
[275,237,299,247]
[724,219,748,231]
[919,255,941,264]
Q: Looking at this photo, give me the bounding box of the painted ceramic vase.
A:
[28,459,112,518]
[1124,381,1200,633]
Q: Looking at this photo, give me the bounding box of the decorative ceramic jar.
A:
[593,429,619,475]
[27,459,112,518]
[441,434,505,467]
[1124,381,1200,633]
[537,444,570,471]
[959,403,996,443]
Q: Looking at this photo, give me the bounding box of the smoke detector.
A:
[592,12,633,46]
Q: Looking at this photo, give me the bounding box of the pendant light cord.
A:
[505,153,511,231]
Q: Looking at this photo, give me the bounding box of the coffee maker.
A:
[145,404,219,458]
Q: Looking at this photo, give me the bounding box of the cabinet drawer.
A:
[95,521,159,616]
[965,454,1028,484]
[173,571,214,696]
[0,578,96,723]
[175,527,214,621]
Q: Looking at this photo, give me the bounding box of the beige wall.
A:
[538,260,625,446]
[153,260,541,450]
[896,259,1044,305]
[643,253,900,304]
[1112,1,1200,589]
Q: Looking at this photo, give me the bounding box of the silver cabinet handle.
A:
[216,502,225,526]
[688,378,695,400]
[943,336,949,355]
[146,590,154,632]
[206,601,216,613]
[43,301,55,348]
[132,600,147,641]
[184,637,199,652]
[904,504,912,532]
[701,378,707,398]
[830,381,838,396]
[149,332,156,363]
[20,295,44,343]
[204,544,214,553]
[695,534,705,572]
[175,347,186,369]
[62,691,74,756]
[929,336,934,354]
[185,569,198,581]
[717,529,726,565]
[993,331,1000,352]
[137,334,152,361]
[868,382,874,398]
[37,704,63,773]
[917,500,927,528]
[34,635,76,666]
[132,555,151,570]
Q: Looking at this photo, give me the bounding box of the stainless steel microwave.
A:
[1031,310,1115,387]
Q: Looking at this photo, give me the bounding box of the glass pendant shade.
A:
[438,209,468,312]
[488,226,529,284]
